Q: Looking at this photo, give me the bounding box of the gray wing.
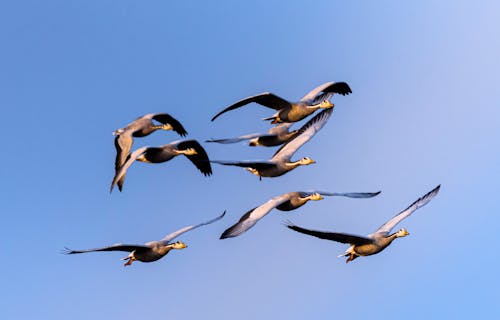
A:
[313,191,381,198]
[211,93,292,121]
[272,108,332,161]
[220,193,292,239]
[114,133,133,192]
[109,146,148,193]
[210,160,276,170]
[374,185,441,236]
[267,122,293,135]
[285,221,373,245]
[206,132,269,144]
[160,210,226,244]
[300,82,352,104]
[63,243,149,254]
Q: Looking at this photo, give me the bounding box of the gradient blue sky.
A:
[2,1,499,319]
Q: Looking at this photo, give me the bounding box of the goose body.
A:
[113,113,187,191]
[221,190,380,239]
[64,211,225,266]
[110,139,212,192]
[211,82,351,123]
[286,185,440,263]
[211,108,332,179]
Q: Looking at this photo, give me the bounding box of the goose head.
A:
[180,148,198,156]
[248,138,259,146]
[319,100,334,109]
[308,193,324,201]
[395,228,410,238]
[298,157,316,165]
[171,241,188,249]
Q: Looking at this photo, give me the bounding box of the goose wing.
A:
[210,160,276,170]
[374,185,440,236]
[175,140,212,176]
[211,93,292,121]
[160,211,226,244]
[285,222,373,245]
[206,132,271,144]
[109,146,148,193]
[114,133,133,192]
[271,108,332,161]
[313,191,381,198]
[152,113,188,136]
[63,243,149,254]
[220,193,293,239]
[300,82,352,104]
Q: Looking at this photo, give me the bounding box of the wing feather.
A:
[285,222,373,245]
[211,93,291,121]
[161,211,226,244]
[374,185,440,235]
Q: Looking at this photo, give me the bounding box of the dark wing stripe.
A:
[176,140,212,176]
[210,160,276,170]
[322,82,352,95]
[211,93,291,121]
[63,244,148,254]
[220,207,258,239]
[286,223,373,245]
[152,114,187,136]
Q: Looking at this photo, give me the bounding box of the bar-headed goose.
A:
[206,123,298,147]
[64,211,225,266]
[110,140,212,193]
[211,108,332,179]
[211,81,351,124]
[285,185,440,263]
[113,113,187,191]
[221,190,380,239]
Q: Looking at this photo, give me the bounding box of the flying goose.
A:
[211,108,332,179]
[110,139,212,193]
[113,113,187,191]
[64,211,226,266]
[221,190,381,239]
[285,185,441,263]
[211,81,351,123]
[206,123,298,147]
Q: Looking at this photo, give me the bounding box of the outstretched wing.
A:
[109,146,148,193]
[300,82,352,104]
[175,140,212,176]
[285,222,373,245]
[211,93,292,121]
[63,243,149,254]
[160,211,226,244]
[313,191,381,198]
[206,132,269,144]
[152,113,188,136]
[272,108,332,161]
[220,193,292,239]
[210,160,276,170]
[374,185,441,236]
[114,133,133,191]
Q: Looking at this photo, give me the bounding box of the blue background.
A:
[1,1,499,319]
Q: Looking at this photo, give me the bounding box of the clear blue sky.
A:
[1,1,499,319]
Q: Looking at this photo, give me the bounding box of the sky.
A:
[1,1,499,319]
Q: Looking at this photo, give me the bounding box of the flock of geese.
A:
[64,81,440,266]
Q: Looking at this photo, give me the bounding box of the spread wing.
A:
[211,93,292,121]
[300,82,352,104]
[374,185,441,236]
[175,140,212,176]
[206,132,269,144]
[152,113,188,136]
[313,191,381,198]
[110,146,148,193]
[210,160,276,170]
[220,193,292,239]
[272,108,332,161]
[160,211,226,244]
[114,133,133,192]
[285,221,373,245]
[63,243,149,254]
